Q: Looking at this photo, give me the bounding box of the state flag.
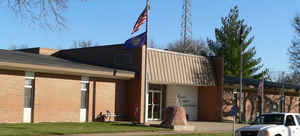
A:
[124,32,146,48]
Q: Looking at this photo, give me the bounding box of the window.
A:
[259,114,284,125]
[80,77,89,109]
[24,72,34,108]
[286,115,296,126]
[295,115,300,125]
[24,87,33,108]
[271,102,278,112]
[81,82,88,91]
[81,91,88,108]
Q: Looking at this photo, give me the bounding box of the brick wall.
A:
[0,69,129,123]
[34,73,81,122]
[222,89,300,122]
[88,78,129,122]
[115,80,129,120]
[198,86,222,121]
[0,70,24,123]
[197,57,224,122]
[91,79,116,121]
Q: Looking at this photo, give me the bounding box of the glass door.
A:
[147,90,162,120]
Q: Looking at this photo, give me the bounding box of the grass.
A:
[0,122,170,136]
[154,133,233,136]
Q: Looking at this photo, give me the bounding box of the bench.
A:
[104,113,120,121]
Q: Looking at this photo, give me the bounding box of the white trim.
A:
[147,90,162,121]
[81,76,89,83]
[23,108,32,123]
[81,88,87,91]
[148,48,207,58]
[80,108,87,122]
[25,72,35,79]
[81,82,88,91]
[24,85,32,88]
[145,90,149,122]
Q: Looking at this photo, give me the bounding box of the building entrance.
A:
[147,90,162,120]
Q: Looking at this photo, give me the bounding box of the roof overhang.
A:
[0,61,135,80]
[224,76,300,96]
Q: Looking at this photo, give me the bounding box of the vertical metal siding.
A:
[147,48,216,86]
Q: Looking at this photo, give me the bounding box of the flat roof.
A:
[0,49,135,79]
[224,75,300,91]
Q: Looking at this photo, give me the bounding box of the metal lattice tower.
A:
[181,0,192,45]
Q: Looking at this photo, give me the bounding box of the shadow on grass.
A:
[47,132,65,135]
[110,123,148,127]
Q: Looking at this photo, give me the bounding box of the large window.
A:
[24,72,34,108]
[80,77,89,109]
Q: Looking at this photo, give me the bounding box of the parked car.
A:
[235,112,300,136]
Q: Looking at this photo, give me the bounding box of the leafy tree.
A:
[288,15,300,74]
[167,39,211,56]
[208,6,267,79]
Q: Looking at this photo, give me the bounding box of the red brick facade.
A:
[34,73,81,122]
[0,70,24,123]
[223,89,300,122]
[0,69,128,123]
[197,57,224,122]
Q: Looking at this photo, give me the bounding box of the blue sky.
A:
[0,0,299,73]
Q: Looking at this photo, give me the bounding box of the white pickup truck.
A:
[235,113,300,136]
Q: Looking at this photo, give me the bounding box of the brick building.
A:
[0,44,299,123]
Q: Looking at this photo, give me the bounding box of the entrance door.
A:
[148,90,162,120]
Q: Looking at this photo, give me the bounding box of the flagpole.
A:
[261,74,264,114]
[143,0,150,123]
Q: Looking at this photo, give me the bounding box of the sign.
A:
[230,106,238,117]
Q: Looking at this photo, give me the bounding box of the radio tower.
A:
[181,0,192,46]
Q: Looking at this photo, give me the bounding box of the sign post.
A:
[231,106,238,136]
[231,90,238,136]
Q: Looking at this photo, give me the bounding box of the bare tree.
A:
[149,40,155,48]
[289,14,300,78]
[3,0,86,30]
[71,40,96,48]
[8,44,28,50]
[168,39,211,56]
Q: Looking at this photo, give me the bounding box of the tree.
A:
[167,39,211,56]
[288,15,300,74]
[208,6,267,79]
[3,0,85,30]
[70,40,96,48]
[8,44,28,50]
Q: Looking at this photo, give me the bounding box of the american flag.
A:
[131,7,148,34]
[258,80,264,96]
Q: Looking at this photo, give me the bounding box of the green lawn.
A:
[0,122,170,136]
[156,133,232,136]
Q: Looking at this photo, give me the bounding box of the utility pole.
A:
[181,0,192,46]
[239,25,244,122]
